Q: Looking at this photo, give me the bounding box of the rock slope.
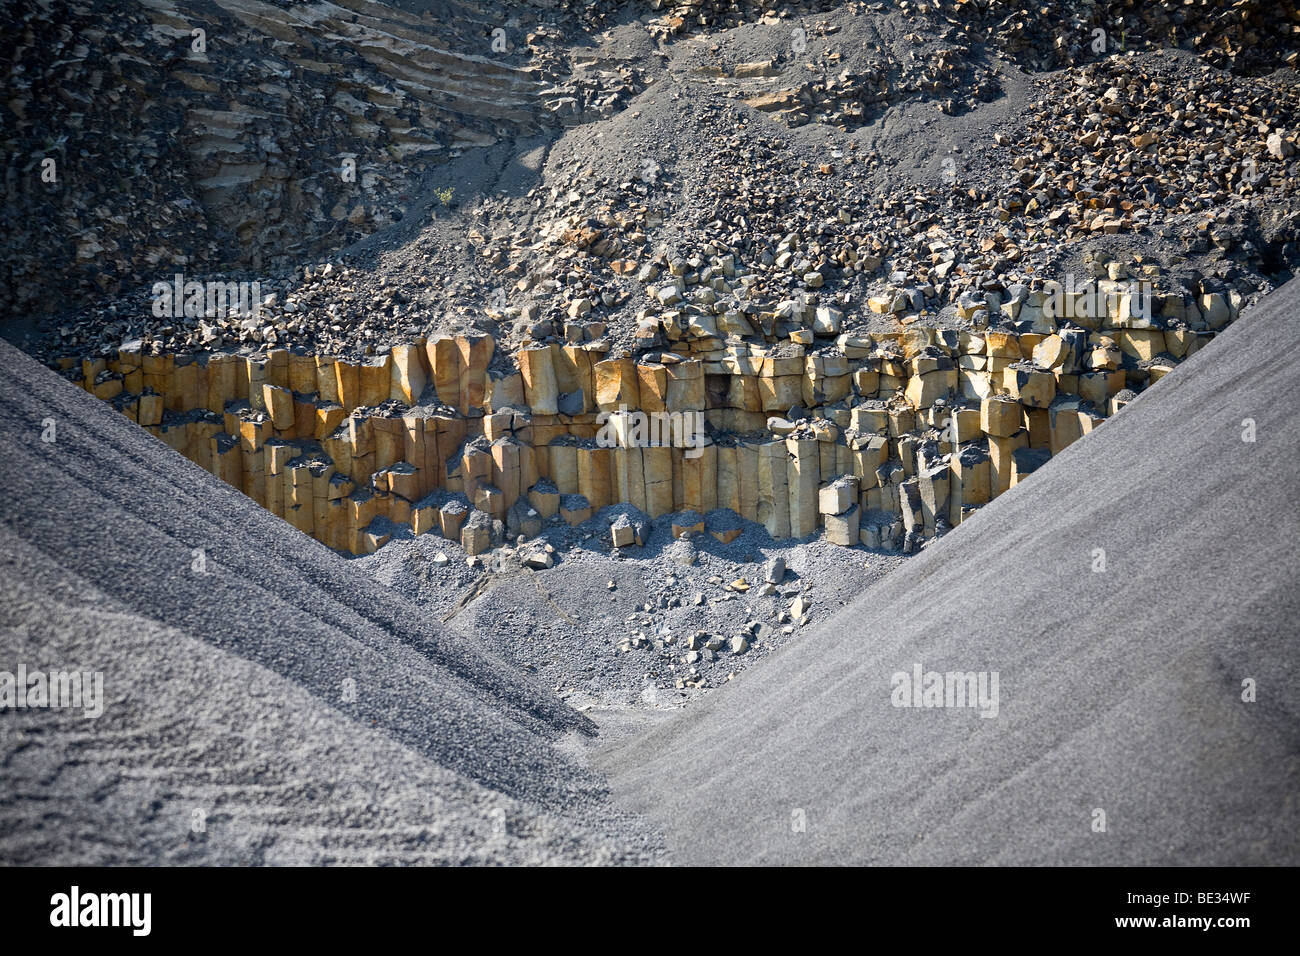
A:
[1,0,591,321]
[596,277,1300,866]
[8,2,1297,362]
[0,340,660,864]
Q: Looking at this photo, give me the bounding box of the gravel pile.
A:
[0,340,661,865]
[359,502,903,703]
[596,278,1300,866]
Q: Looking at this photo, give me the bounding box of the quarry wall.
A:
[59,287,1238,556]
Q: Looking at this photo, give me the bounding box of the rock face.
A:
[50,274,1244,558]
[8,1,1297,365]
[614,0,1298,75]
[0,0,568,318]
[6,0,1299,563]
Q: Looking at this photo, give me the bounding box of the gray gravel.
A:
[359,503,905,707]
[596,278,1300,866]
[0,340,661,865]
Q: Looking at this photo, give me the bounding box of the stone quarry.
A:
[1,0,1298,870]
[8,0,1297,681]
[53,271,1244,559]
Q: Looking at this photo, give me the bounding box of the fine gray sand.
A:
[0,340,660,865]
[596,279,1300,866]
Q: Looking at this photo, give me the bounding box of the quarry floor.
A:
[357,508,905,710]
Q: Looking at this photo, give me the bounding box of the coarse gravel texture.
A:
[595,277,1300,866]
[10,4,1298,364]
[358,506,906,706]
[0,340,662,865]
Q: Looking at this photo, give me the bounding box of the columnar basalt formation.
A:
[58,276,1241,557]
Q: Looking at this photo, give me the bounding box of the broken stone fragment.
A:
[734,60,779,78]
[559,493,592,526]
[527,480,560,520]
[459,510,493,556]
[824,504,860,547]
[670,511,705,538]
[1267,132,1293,160]
[523,550,553,570]
[439,499,469,540]
[764,557,786,584]
[1002,364,1056,409]
[980,395,1022,438]
[818,477,859,516]
[610,514,636,548]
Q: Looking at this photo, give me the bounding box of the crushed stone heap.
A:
[0,338,662,865]
[596,276,1300,866]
